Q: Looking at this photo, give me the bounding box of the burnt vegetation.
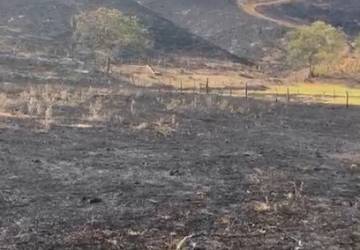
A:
[0,0,360,250]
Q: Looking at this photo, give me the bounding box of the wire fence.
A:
[159,82,359,108]
[116,72,360,108]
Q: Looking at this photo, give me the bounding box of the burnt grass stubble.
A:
[0,89,360,249]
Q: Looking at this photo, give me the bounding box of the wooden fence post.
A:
[106,57,111,75]
[287,88,290,103]
[346,91,349,108]
[245,83,248,99]
[206,78,209,94]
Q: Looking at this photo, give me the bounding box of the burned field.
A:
[0,0,359,249]
[0,85,359,249]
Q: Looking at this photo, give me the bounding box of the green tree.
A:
[73,7,152,73]
[287,21,347,78]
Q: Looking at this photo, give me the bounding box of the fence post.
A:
[346,91,349,108]
[229,87,232,97]
[131,75,135,85]
[245,83,248,99]
[287,88,290,103]
[206,78,209,94]
[180,80,183,93]
[193,94,197,109]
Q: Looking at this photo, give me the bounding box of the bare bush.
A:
[27,96,38,115]
[130,99,136,115]
[89,98,103,121]
[0,93,8,112]
[43,105,53,130]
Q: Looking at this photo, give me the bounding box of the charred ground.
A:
[0,1,360,250]
[258,0,360,36]
[0,85,360,249]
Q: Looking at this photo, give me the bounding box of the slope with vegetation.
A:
[258,0,360,36]
[0,0,240,61]
[134,0,285,60]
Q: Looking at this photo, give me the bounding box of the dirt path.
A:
[237,0,302,28]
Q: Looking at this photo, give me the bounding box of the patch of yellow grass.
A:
[265,82,360,105]
[112,64,252,89]
[114,63,360,106]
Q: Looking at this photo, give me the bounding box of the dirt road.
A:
[237,0,302,28]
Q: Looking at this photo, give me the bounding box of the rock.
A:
[169,169,182,176]
[81,196,103,204]
[89,197,102,204]
[32,159,42,164]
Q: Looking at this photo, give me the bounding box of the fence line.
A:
[126,75,358,108]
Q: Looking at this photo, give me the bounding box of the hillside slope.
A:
[1,0,358,69]
[238,0,301,28]
[258,0,360,36]
[135,0,286,60]
[0,0,245,62]
[134,0,360,61]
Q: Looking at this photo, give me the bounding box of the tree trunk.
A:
[308,64,315,78]
[308,54,315,79]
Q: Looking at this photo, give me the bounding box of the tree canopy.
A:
[73,7,152,54]
[287,21,347,77]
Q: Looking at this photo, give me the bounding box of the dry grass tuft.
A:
[133,122,149,130]
[89,98,103,121]
[130,99,136,115]
[153,119,176,137]
[252,197,271,213]
[0,93,8,111]
[166,98,182,111]
[131,116,178,137]
[315,56,360,76]
[43,105,53,130]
